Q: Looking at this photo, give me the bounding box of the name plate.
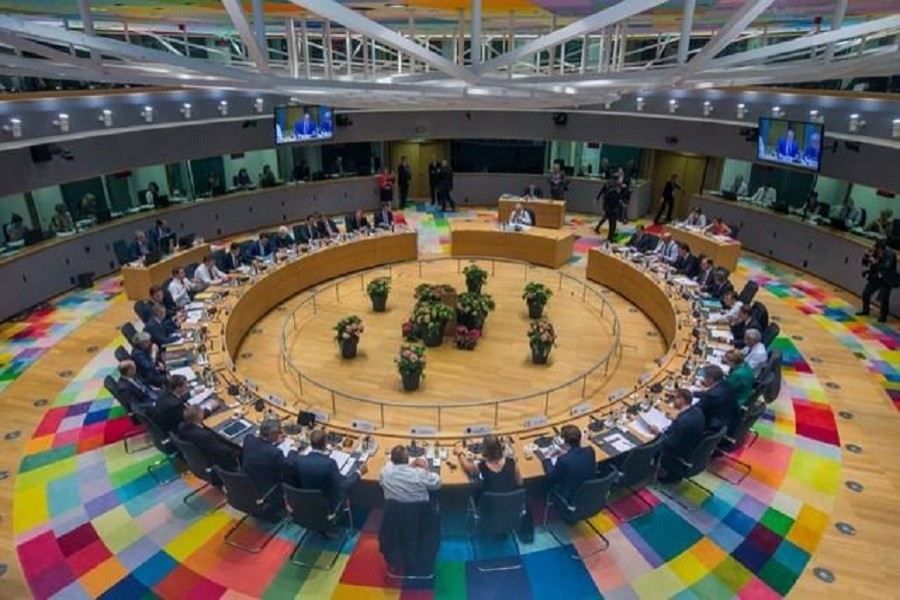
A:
[608,388,627,402]
[267,394,286,408]
[310,409,329,423]
[464,424,491,435]
[410,426,437,437]
[523,414,548,429]
[352,420,376,433]
[569,403,593,418]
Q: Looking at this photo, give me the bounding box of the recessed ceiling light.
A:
[385,3,407,8]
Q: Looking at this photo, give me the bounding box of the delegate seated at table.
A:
[508,203,533,228]
[537,425,596,506]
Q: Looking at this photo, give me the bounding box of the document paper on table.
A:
[187,389,214,406]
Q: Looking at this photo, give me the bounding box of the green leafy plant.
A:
[334,315,364,343]
[463,264,489,288]
[522,282,553,306]
[527,319,557,351]
[414,283,455,303]
[457,292,495,325]
[411,300,455,335]
[395,344,427,376]
[366,277,391,298]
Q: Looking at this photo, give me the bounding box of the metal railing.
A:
[277,256,622,433]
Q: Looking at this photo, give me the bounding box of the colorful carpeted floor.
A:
[3,207,895,599]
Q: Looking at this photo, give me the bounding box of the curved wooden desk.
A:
[203,241,689,488]
[449,220,575,268]
[498,197,566,229]
[663,224,741,273]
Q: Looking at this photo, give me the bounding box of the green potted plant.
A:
[401,319,420,342]
[334,315,365,359]
[522,282,553,319]
[366,277,391,312]
[527,319,557,364]
[413,283,442,303]
[411,300,454,347]
[455,325,481,350]
[457,292,495,329]
[396,344,427,391]
[463,264,489,294]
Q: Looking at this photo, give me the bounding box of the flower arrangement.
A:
[457,292,495,328]
[401,319,420,342]
[396,344,427,376]
[522,282,553,306]
[334,315,365,342]
[455,326,481,350]
[463,264,489,293]
[414,283,454,303]
[527,319,557,351]
[366,277,391,298]
[411,300,455,335]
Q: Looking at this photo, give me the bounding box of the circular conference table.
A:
[196,229,694,489]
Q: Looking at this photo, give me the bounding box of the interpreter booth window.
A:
[451,140,545,173]
[320,142,383,179]
[60,177,110,223]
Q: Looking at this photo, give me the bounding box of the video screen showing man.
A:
[275,105,334,144]
[757,119,823,170]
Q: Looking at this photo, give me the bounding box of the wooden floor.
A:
[1,225,900,597]
[236,260,666,433]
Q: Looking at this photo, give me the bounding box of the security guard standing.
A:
[858,239,898,323]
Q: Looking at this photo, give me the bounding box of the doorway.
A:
[650,151,708,221]
[389,141,450,200]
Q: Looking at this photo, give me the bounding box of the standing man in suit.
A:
[655,173,681,224]
[652,388,706,483]
[437,159,456,211]
[345,209,370,234]
[374,201,394,229]
[694,365,740,434]
[242,418,294,517]
[428,158,440,206]
[150,374,190,434]
[178,405,240,478]
[548,161,568,201]
[131,332,166,388]
[148,219,172,249]
[858,239,898,323]
[397,156,412,209]
[602,180,627,243]
[538,425,596,509]
[285,429,366,515]
[298,215,321,245]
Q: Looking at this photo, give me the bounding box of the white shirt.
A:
[684,214,707,229]
[751,187,777,206]
[194,263,226,287]
[167,277,193,308]
[708,300,743,324]
[661,240,679,263]
[509,210,532,227]
[379,462,441,503]
[743,342,768,372]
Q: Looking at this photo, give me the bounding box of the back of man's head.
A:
[309,429,327,451]
[390,445,408,465]
[183,404,204,424]
[259,418,282,441]
[703,365,725,383]
[561,424,581,448]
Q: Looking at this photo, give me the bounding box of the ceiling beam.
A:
[220,0,272,74]
[676,0,695,64]
[823,0,849,62]
[284,0,480,83]
[477,0,669,72]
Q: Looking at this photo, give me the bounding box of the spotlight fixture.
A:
[52,113,70,132]
[893,118,900,139]
[848,113,865,133]
[288,96,301,105]
[3,117,22,138]
[771,105,784,118]
[668,98,679,113]
[635,96,645,112]
[702,100,713,117]
[254,97,264,113]
[736,103,749,119]
[603,101,612,110]
[808,109,824,124]
[140,106,153,123]
[180,103,192,119]
[218,100,229,116]
[98,109,112,127]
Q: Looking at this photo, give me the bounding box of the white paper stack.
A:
[629,419,655,438]
[642,408,672,431]
[278,439,295,457]
[606,432,635,452]
[187,389,214,406]
[170,366,197,381]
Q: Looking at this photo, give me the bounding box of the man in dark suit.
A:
[242,418,294,517]
[705,272,734,300]
[177,405,240,479]
[673,243,701,278]
[654,388,706,483]
[345,209,370,234]
[116,360,157,413]
[148,219,172,249]
[539,425,596,511]
[694,257,715,288]
[398,156,412,209]
[428,158,440,205]
[374,201,394,228]
[220,242,245,273]
[131,332,166,388]
[246,232,274,261]
[522,182,544,199]
[694,365,740,434]
[626,225,654,253]
[297,215,321,245]
[730,305,761,349]
[602,181,627,242]
[315,213,340,238]
[129,230,155,262]
[145,304,180,348]
[436,159,455,211]
[149,374,190,434]
[285,429,365,513]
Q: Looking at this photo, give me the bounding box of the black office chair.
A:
[283,484,354,570]
[729,225,740,240]
[750,301,770,330]
[169,433,227,511]
[161,279,177,313]
[656,426,727,512]
[120,322,139,346]
[543,471,618,559]
[132,405,180,484]
[737,281,759,305]
[606,437,662,522]
[525,209,537,225]
[103,375,145,447]
[757,350,783,403]
[761,322,780,348]
[710,400,766,485]
[467,489,527,572]
[858,208,867,229]
[184,262,199,280]
[379,499,440,579]
[212,249,228,272]
[112,239,133,266]
[114,345,131,362]
[133,300,151,323]
[214,467,285,553]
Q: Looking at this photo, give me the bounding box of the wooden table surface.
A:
[121,243,211,300]
[449,220,575,268]
[663,224,741,272]
[498,197,567,229]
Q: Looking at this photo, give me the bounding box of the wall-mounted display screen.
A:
[274,105,334,144]
[756,117,824,172]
